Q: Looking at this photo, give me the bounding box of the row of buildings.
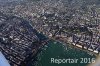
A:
[0,13,47,66]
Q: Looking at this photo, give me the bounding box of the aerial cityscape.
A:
[0,0,100,66]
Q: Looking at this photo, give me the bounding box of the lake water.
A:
[34,40,95,66]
